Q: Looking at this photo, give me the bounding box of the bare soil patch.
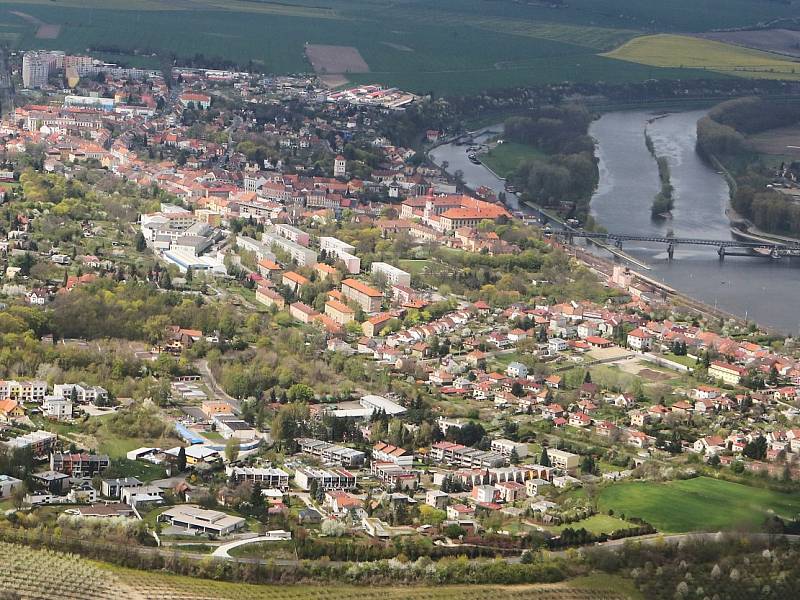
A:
[36,24,61,39]
[10,10,60,39]
[305,44,369,74]
[749,125,800,158]
[636,368,672,382]
[319,73,350,88]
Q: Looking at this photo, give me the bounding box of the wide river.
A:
[430,110,800,334]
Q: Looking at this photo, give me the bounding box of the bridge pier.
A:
[718,245,725,260]
[667,242,674,260]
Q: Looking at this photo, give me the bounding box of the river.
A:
[430,111,800,334]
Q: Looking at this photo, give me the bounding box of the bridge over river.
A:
[558,231,800,260]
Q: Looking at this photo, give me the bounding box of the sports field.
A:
[5,0,795,95]
[597,476,800,533]
[606,34,800,81]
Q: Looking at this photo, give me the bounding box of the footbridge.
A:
[558,231,800,259]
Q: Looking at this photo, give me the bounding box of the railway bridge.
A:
[557,231,800,260]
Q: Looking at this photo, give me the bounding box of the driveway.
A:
[211,534,290,558]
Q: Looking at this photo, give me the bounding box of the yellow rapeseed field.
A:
[606,34,800,80]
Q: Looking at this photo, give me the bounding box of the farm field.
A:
[606,34,800,81]
[0,0,772,95]
[597,476,800,533]
[0,540,640,599]
[480,142,545,179]
[698,29,800,59]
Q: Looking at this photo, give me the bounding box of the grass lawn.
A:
[547,514,634,536]
[202,431,224,441]
[397,259,434,277]
[480,141,545,179]
[606,34,800,81]
[598,476,800,533]
[488,351,525,371]
[660,352,697,368]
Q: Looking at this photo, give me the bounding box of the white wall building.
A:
[370,262,411,287]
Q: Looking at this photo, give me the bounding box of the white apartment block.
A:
[490,438,529,459]
[370,262,411,287]
[261,230,317,267]
[274,223,310,247]
[53,383,108,404]
[42,396,73,421]
[320,237,360,273]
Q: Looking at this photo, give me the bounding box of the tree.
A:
[743,435,767,460]
[540,447,550,467]
[135,231,147,252]
[251,481,265,511]
[177,446,187,472]
[159,269,172,290]
[581,454,597,475]
[509,447,520,465]
[224,437,239,463]
[11,483,27,510]
[288,383,314,403]
[768,364,779,386]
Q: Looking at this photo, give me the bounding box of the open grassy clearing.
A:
[606,34,800,81]
[547,514,635,536]
[397,259,434,277]
[480,142,545,179]
[597,476,800,533]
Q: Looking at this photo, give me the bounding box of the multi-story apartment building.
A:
[22,51,58,88]
[0,380,47,402]
[274,223,310,247]
[296,438,366,467]
[320,237,360,273]
[53,383,109,404]
[430,441,506,469]
[341,278,383,314]
[293,466,357,491]
[261,230,317,267]
[50,452,110,477]
[226,466,290,490]
[370,262,411,287]
[4,430,57,456]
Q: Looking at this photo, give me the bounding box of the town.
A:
[0,47,800,599]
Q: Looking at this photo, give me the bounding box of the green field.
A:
[481,142,545,179]
[548,514,635,536]
[606,34,800,81]
[598,477,800,533]
[6,0,793,95]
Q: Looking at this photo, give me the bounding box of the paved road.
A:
[211,534,290,558]
[195,359,240,410]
